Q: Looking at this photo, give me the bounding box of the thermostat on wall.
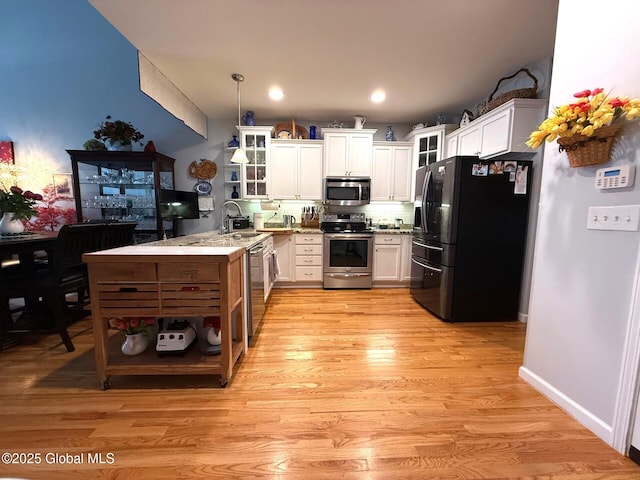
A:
[595,165,635,189]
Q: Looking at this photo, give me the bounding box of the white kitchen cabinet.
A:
[371,142,413,202]
[294,233,323,284]
[479,99,547,158]
[322,128,376,177]
[457,124,482,156]
[373,234,402,283]
[400,234,412,282]
[404,124,457,169]
[404,124,457,200]
[445,99,548,160]
[271,140,323,200]
[273,234,295,283]
[239,126,272,199]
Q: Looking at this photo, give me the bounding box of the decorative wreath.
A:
[188,159,217,180]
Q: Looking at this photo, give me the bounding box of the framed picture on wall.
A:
[0,141,14,163]
[53,173,73,198]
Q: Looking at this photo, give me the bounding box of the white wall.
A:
[520,0,640,447]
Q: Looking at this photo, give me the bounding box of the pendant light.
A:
[230,73,249,164]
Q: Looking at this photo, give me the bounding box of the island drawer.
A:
[160,283,222,315]
[158,263,220,282]
[91,262,157,281]
[96,283,160,315]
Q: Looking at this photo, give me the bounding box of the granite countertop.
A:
[85,231,273,259]
[371,227,413,234]
[150,231,272,248]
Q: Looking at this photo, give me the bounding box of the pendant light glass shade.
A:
[230,73,249,164]
[230,147,248,164]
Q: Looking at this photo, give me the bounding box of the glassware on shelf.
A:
[231,186,239,199]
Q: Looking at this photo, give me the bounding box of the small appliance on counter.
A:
[230,215,250,230]
[156,319,197,356]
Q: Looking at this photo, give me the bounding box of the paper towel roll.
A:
[253,213,264,230]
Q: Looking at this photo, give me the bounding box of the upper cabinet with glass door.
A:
[404,124,457,168]
[239,126,272,199]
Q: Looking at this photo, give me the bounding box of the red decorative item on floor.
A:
[0,141,14,163]
[144,141,156,152]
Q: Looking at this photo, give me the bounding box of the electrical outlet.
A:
[587,205,640,231]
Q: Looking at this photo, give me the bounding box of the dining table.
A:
[0,231,58,350]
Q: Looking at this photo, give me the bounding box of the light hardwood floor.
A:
[1,288,638,479]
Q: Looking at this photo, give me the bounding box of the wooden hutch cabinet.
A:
[67,150,175,242]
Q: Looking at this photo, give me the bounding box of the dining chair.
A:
[102,221,138,249]
[0,223,106,352]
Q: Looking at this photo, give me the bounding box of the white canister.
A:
[253,212,264,230]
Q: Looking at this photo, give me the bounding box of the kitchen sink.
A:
[232,232,260,238]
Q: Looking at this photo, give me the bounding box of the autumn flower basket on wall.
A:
[527,88,640,167]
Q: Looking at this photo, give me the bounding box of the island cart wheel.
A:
[101,378,111,390]
[219,378,228,388]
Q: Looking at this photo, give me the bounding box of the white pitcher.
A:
[353,115,366,129]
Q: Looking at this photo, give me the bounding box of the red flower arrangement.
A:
[93,115,144,146]
[108,317,155,335]
[0,186,43,221]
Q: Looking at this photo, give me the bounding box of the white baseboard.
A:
[518,366,613,445]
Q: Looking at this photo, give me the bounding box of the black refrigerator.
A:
[410,155,533,322]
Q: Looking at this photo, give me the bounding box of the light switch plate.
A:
[587,205,640,231]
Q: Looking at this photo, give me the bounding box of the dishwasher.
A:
[248,242,266,337]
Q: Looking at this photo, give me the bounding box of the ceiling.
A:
[88,0,559,126]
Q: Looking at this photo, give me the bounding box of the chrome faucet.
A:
[221,200,243,234]
[223,200,243,217]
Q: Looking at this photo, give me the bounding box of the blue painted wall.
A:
[0,0,204,178]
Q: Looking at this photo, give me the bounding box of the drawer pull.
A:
[181,286,201,291]
[119,287,139,292]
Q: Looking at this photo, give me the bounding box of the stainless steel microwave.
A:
[324,177,371,206]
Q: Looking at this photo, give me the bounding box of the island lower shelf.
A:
[83,246,246,389]
[103,333,245,375]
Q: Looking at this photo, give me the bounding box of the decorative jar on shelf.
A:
[231,186,239,199]
[228,135,240,148]
[242,111,256,126]
[385,126,395,141]
[230,171,238,181]
[121,333,149,356]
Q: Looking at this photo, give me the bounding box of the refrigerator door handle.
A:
[421,170,431,234]
[411,256,442,273]
[412,240,443,251]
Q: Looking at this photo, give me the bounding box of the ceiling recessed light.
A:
[370,90,386,103]
[269,87,285,101]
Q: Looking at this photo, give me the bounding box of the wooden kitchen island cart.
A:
[83,246,245,389]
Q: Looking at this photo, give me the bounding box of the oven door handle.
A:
[325,234,373,240]
[411,256,442,273]
[412,240,443,251]
[325,273,371,278]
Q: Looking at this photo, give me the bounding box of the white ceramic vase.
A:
[0,212,25,234]
[121,333,149,355]
[106,140,133,151]
[206,328,222,346]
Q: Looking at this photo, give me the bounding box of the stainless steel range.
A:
[321,213,373,289]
